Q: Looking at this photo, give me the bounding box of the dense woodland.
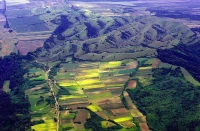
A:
[85,110,141,131]
[0,54,31,130]
[0,54,47,131]
[157,42,200,81]
[128,68,200,131]
[148,9,200,21]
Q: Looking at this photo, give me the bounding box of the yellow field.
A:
[31,119,56,131]
[59,95,87,100]
[87,104,102,112]
[58,82,78,87]
[138,66,153,70]
[81,84,105,89]
[57,80,78,87]
[76,72,99,79]
[100,61,122,69]
[77,79,101,85]
[114,116,132,123]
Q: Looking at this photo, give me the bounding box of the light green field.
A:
[100,61,122,69]
[77,69,99,73]
[87,92,113,102]
[181,67,200,86]
[76,72,99,79]
[60,112,77,119]
[81,84,105,89]
[28,68,45,81]
[29,68,43,73]
[57,72,76,76]
[30,74,45,81]
[29,60,143,130]
[105,84,125,88]
[101,121,116,128]
[29,97,48,111]
[79,62,99,68]
[25,84,53,114]
[99,72,116,78]
[134,76,152,86]
[137,58,148,65]
[158,62,173,68]
[54,72,76,80]
[58,80,78,87]
[118,69,136,75]
[61,63,79,69]
[143,58,156,65]
[3,80,10,93]
[26,83,57,131]
[48,61,60,67]
[60,85,81,91]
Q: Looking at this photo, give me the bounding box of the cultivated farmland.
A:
[47,59,150,130]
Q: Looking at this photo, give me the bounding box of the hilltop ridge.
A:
[30,10,198,62]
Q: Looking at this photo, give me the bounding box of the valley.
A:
[0,0,200,131]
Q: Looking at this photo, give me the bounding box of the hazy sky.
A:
[6,0,30,5]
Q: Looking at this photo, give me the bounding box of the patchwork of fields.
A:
[25,68,57,131]
[1,0,200,131]
[55,60,141,130]
[24,58,173,131]
[17,56,200,131]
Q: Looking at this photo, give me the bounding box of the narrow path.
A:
[45,67,60,131]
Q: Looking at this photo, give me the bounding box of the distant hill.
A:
[69,0,134,1]
[31,9,198,62]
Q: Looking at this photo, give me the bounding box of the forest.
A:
[0,54,46,131]
[128,68,200,131]
[157,42,200,81]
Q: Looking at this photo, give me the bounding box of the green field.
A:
[49,60,143,130]
[181,67,200,86]
[28,68,46,81]
[3,80,10,93]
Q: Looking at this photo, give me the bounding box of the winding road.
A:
[45,67,60,131]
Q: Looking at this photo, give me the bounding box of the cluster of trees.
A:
[148,9,200,21]
[128,68,200,131]
[0,54,31,130]
[0,54,50,130]
[85,110,122,131]
[85,22,98,38]
[85,109,141,131]
[48,63,60,79]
